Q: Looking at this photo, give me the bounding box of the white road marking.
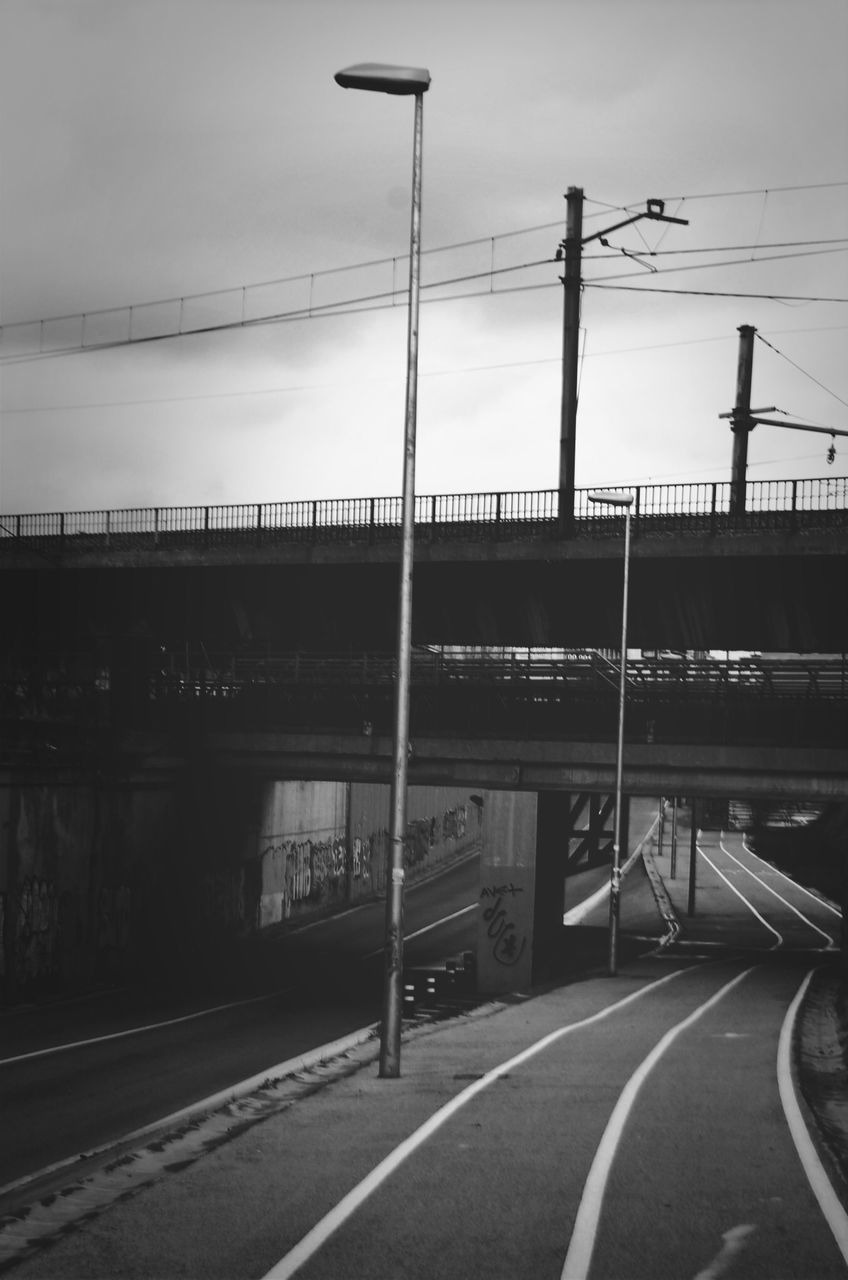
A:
[363,904,477,959]
[0,989,287,1068]
[719,836,835,949]
[560,966,755,1280]
[777,967,848,1266]
[691,1223,757,1280]
[562,813,659,926]
[741,834,843,917]
[261,962,702,1279]
[697,842,783,948]
[0,1023,379,1203]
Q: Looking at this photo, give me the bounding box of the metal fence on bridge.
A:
[1,476,846,553]
[5,650,846,749]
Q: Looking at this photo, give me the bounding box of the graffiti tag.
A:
[481,891,527,967]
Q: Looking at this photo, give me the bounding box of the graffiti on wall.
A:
[480,883,528,967]
[258,835,348,925]
[256,795,481,932]
[441,804,468,842]
[404,802,472,867]
[352,836,373,885]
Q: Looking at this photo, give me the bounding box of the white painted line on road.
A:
[777,967,848,1266]
[697,842,783,949]
[291,848,482,937]
[719,836,835,950]
[560,966,755,1280]
[0,990,289,1068]
[740,834,843,918]
[261,961,703,1280]
[362,904,477,959]
[0,1023,379,1204]
[562,813,659,926]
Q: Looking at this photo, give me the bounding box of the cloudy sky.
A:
[1,0,846,516]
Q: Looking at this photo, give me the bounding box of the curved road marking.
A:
[719,837,835,949]
[0,990,287,1068]
[261,962,701,1280]
[560,966,754,1280]
[697,842,783,948]
[777,967,848,1265]
[741,835,843,918]
[562,813,659,926]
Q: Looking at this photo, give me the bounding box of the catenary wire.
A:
[754,332,848,411]
[4,241,848,368]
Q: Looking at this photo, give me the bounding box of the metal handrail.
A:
[1,476,846,546]
[136,651,848,701]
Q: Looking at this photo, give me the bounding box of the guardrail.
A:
[1,476,846,553]
[148,650,848,701]
[6,649,846,700]
[5,651,846,751]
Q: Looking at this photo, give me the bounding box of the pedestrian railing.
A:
[1,476,845,554]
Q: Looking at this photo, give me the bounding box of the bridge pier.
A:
[477,791,538,995]
[477,790,625,995]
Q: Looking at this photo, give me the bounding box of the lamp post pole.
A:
[588,490,634,976]
[335,63,431,1078]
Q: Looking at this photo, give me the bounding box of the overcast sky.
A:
[1,0,846,515]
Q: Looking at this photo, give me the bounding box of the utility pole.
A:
[557,194,688,536]
[559,186,584,534]
[687,799,698,917]
[720,329,848,508]
[729,325,756,517]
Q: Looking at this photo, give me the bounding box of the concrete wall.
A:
[0,775,188,1000]
[255,780,349,929]
[0,770,483,1002]
[254,780,482,931]
[477,790,538,995]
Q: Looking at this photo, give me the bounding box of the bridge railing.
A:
[142,649,848,700]
[1,476,845,551]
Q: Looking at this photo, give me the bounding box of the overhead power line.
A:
[582,238,848,260]
[626,180,848,205]
[585,244,848,284]
[754,332,848,410]
[3,240,846,366]
[3,178,847,360]
[586,283,848,303]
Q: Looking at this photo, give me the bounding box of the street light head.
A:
[334,63,431,95]
[588,490,635,507]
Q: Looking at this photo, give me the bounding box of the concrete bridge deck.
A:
[2,477,847,652]
[5,652,847,801]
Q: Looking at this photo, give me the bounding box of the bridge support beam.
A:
[562,792,616,875]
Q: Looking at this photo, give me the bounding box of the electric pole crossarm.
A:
[744,418,848,437]
[578,205,689,248]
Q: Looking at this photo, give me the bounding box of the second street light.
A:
[334,62,431,1078]
[588,489,634,976]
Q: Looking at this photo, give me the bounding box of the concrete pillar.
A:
[477,790,538,995]
[533,791,572,984]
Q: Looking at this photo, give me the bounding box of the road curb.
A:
[640,844,681,948]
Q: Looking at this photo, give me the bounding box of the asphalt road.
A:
[0,851,481,1198]
[4,813,847,1279]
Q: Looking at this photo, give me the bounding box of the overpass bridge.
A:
[6,650,847,802]
[2,475,847,653]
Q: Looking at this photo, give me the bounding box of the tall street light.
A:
[335,62,431,1077]
[588,490,634,975]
